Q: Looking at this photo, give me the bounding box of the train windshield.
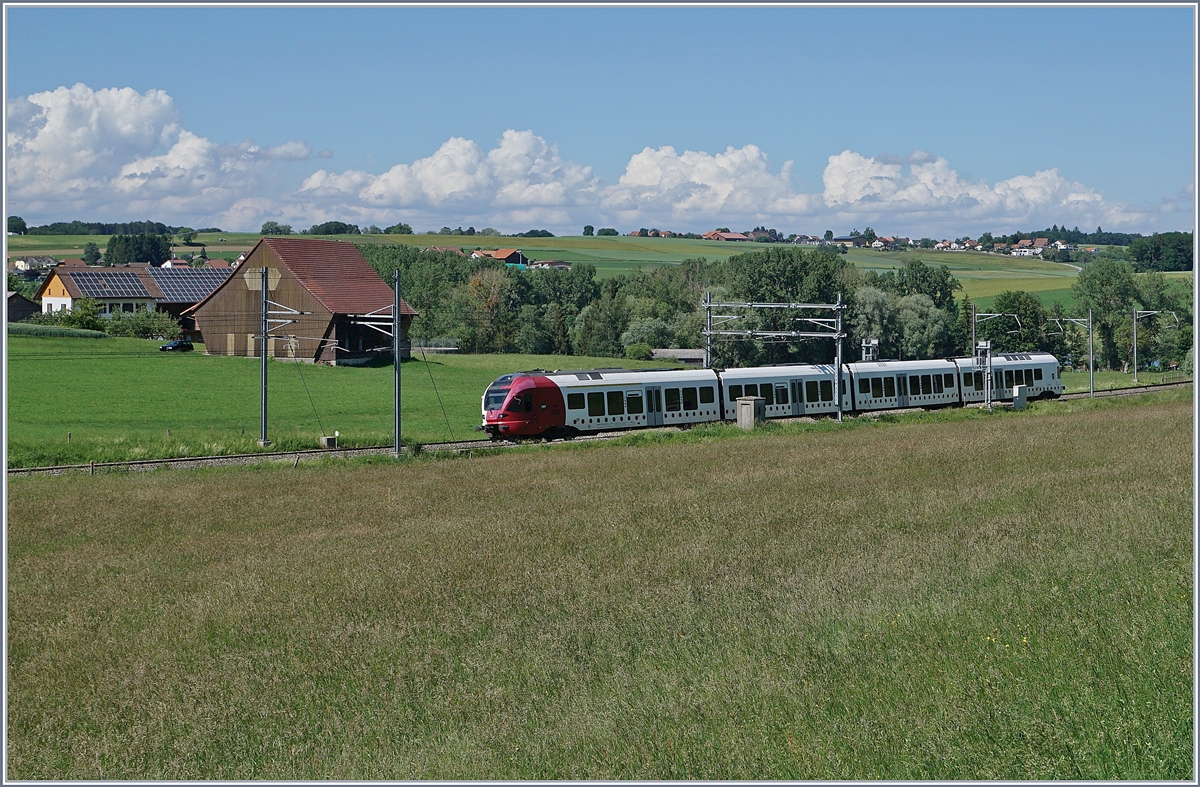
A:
[484,375,515,411]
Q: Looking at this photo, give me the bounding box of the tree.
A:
[82,242,101,265]
[583,225,594,236]
[260,221,293,235]
[105,234,171,266]
[384,222,413,235]
[862,227,877,242]
[177,228,198,245]
[620,318,673,350]
[895,294,949,360]
[8,216,27,235]
[596,228,619,236]
[308,221,360,235]
[1072,257,1139,369]
[849,286,896,358]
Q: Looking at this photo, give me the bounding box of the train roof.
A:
[544,367,718,387]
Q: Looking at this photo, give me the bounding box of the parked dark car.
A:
[159,339,194,352]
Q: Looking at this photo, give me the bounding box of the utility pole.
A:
[259,264,270,446]
[1132,309,1180,383]
[703,291,713,369]
[394,268,402,456]
[1088,309,1094,396]
[835,292,844,423]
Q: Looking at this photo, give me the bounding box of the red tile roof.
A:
[261,238,417,316]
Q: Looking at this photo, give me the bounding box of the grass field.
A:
[7,334,1187,468]
[6,389,1192,779]
[4,335,683,467]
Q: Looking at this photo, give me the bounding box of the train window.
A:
[840,378,846,396]
[974,371,983,390]
[761,384,774,406]
[654,389,662,412]
[806,380,819,403]
[485,387,510,410]
[859,377,871,395]
[884,377,895,397]
[1034,368,1043,381]
[1005,369,1014,389]
[1026,369,1035,386]
[607,390,625,415]
[932,375,943,394]
[567,392,585,410]
[944,373,955,388]
[775,384,788,405]
[961,374,973,390]
[744,383,758,397]
[871,377,883,398]
[587,391,605,416]
[627,392,644,414]
[700,386,715,404]
[820,379,833,402]
[682,387,698,410]
[507,397,523,412]
[729,384,743,400]
[525,392,534,412]
[665,388,681,412]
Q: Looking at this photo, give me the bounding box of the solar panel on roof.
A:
[70,271,151,299]
[148,268,232,303]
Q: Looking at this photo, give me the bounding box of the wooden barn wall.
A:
[193,245,332,362]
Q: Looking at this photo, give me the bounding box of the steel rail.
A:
[8,380,1191,477]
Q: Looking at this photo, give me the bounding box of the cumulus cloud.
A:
[6,84,1190,234]
[6,83,310,224]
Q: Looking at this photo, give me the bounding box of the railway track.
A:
[8,380,1191,477]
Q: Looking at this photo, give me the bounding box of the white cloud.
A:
[5,84,1191,234]
[6,83,310,225]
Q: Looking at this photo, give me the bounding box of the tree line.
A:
[8,218,222,236]
[355,242,1192,373]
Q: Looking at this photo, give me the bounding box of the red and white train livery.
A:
[480,352,1063,440]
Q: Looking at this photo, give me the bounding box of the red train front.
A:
[480,372,568,439]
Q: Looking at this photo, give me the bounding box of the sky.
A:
[4,5,1196,238]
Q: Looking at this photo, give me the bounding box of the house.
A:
[702,231,750,242]
[187,237,418,364]
[1011,248,1037,257]
[934,241,950,250]
[832,235,867,247]
[423,246,467,256]
[32,264,233,337]
[993,243,1008,252]
[1052,240,1071,250]
[7,291,38,322]
[1013,239,1033,249]
[204,259,232,269]
[1033,237,1049,250]
[470,248,529,266]
[745,230,771,241]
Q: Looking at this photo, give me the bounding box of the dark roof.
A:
[261,238,417,316]
[68,270,152,299]
[148,267,233,303]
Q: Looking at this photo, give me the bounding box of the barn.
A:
[186,238,418,364]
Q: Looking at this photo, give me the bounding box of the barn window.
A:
[567,393,585,410]
[871,377,883,398]
[700,386,715,404]
[806,380,819,402]
[728,385,743,400]
[859,377,871,395]
[665,388,681,412]
[884,377,896,397]
[607,390,624,415]
[588,391,605,416]
[627,392,644,414]
[682,387,698,410]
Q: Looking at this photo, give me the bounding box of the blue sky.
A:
[6,5,1196,237]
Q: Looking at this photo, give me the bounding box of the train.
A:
[479,352,1064,440]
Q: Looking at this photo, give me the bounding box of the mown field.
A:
[6,334,1185,468]
[6,389,1192,779]
[8,231,1105,301]
[5,335,684,467]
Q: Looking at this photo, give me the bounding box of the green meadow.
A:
[4,335,681,467]
[6,390,1192,779]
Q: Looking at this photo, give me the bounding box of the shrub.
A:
[7,323,108,339]
[104,309,183,339]
[625,342,654,361]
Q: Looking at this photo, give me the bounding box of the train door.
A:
[645,386,663,427]
[789,378,805,416]
[895,374,909,408]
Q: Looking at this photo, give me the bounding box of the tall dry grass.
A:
[6,393,1192,779]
